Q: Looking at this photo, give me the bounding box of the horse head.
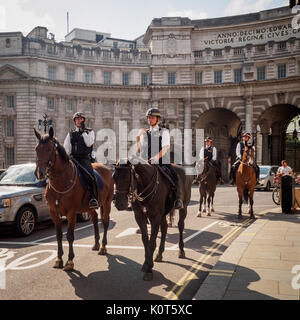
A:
[243,140,255,166]
[113,159,133,211]
[34,127,57,180]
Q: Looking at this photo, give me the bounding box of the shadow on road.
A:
[67,254,177,300]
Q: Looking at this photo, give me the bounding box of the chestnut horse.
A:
[34,127,114,271]
[236,141,256,219]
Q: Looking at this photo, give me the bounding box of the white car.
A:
[256,165,279,191]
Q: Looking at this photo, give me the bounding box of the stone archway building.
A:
[0,6,300,175]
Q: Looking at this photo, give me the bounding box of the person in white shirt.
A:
[198,137,222,183]
[64,112,98,209]
[230,132,259,185]
[136,108,183,209]
[277,160,293,177]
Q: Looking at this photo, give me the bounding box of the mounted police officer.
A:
[230,132,259,185]
[198,137,222,183]
[136,108,184,209]
[63,112,98,209]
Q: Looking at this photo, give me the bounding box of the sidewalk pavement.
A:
[194,207,300,300]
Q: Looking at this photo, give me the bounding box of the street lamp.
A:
[38,114,52,134]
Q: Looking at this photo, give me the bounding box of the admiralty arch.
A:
[0,5,300,180]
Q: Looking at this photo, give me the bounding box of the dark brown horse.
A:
[236,141,256,219]
[113,157,193,281]
[196,159,217,217]
[34,127,114,271]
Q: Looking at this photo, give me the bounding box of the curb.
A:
[193,207,281,300]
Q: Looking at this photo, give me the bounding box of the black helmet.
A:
[205,137,213,142]
[146,108,161,118]
[73,112,86,122]
[242,132,252,139]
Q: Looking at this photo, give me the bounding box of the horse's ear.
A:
[49,126,54,139]
[34,128,41,140]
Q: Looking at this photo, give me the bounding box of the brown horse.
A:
[236,141,256,219]
[34,127,114,271]
[196,159,217,217]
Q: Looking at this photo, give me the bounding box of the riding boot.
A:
[89,179,99,209]
[174,178,184,210]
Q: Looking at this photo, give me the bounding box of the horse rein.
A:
[115,164,159,204]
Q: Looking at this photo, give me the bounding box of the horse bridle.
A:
[240,147,254,167]
[115,164,159,203]
[36,140,57,177]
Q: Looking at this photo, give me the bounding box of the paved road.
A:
[0,186,277,300]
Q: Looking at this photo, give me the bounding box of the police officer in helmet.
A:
[136,108,184,209]
[64,112,98,209]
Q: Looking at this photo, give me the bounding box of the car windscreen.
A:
[259,167,269,175]
[0,166,39,186]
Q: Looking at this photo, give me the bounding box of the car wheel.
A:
[15,206,36,236]
[77,212,90,222]
[265,181,271,192]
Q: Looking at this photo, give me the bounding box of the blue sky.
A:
[0,0,289,41]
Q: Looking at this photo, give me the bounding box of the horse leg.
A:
[89,210,100,251]
[143,215,160,281]
[238,195,243,219]
[99,203,110,255]
[197,189,203,217]
[53,217,64,269]
[202,193,207,214]
[64,214,76,271]
[249,187,255,219]
[155,215,168,262]
[211,193,215,213]
[207,194,211,216]
[178,207,187,258]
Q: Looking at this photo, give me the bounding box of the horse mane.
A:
[39,134,70,162]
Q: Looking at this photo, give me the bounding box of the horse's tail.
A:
[243,187,249,204]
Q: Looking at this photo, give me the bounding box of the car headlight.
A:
[0,199,11,208]
[259,179,265,184]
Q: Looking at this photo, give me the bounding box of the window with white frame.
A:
[6,119,14,137]
[66,99,73,112]
[48,66,56,80]
[47,97,55,110]
[278,64,286,79]
[214,70,222,84]
[234,69,243,83]
[195,71,203,85]
[257,66,266,80]
[85,71,93,83]
[66,69,75,82]
[141,73,149,86]
[104,72,112,85]
[6,95,15,109]
[168,72,176,85]
[122,73,130,85]
[5,147,14,166]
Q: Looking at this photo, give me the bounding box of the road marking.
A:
[115,228,139,238]
[32,222,102,243]
[169,221,219,250]
[164,218,252,300]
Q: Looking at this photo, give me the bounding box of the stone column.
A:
[261,132,269,165]
[183,99,193,170]
[244,96,253,134]
[113,99,121,160]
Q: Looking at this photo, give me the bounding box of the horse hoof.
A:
[154,254,163,262]
[63,261,74,272]
[178,251,186,259]
[250,214,256,220]
[202,209,206,213]
[92,243,100,251]
[238,214,242,219]
[53,259,63,269]
[143,272,153,281]
[211,208,215,213]
[98,247,107,255]
[207,212,211,217]
[197,211,202,218]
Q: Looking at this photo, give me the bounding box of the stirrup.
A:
[89,199,99,209]
[174,199,183,209]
